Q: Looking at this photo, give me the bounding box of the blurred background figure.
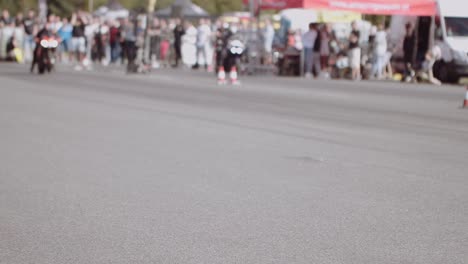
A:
[148,17,161,69]
[194,18,212,70]
[182,21,197,67]
[312,23,321,78]
[22,10,36,63]
[403,22,416,82]
[0,13,14,60]
[1,9,13,24]
[302,23,318,78]
[122,18,137,72]
[172,18,184,67]
[71,12,87,70]
[12,14,25,63]
[320,24,331,79]
[159,19,171,68]
[85,17,99,67]
[109,19,121,64]
[348,21,361,80]
[371,23,387,80]
[58,17,73,63]
[263,19,274,65]
[421,45,442,85]
[92,19,109,65]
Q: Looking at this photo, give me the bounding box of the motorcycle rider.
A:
[30,21,52,73]
[223,23,244,73]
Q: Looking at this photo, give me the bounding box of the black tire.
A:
[38,62,45,74]
[433,61,458,84]
[433,61,447,82]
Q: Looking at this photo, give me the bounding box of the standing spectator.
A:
[312,24,322,78]
[135,18,146,68]
[109,20,121,64]
[403,22,416,81]
[15,12,24,27]
[119,18,128,65]
[6,32,20,61]
[122,19,137,72]
[173,19,184,67]
[349,21,361,80]
[371,23,387,79]
[302,23,318,78]
[0,21,4,59]
[367,26,377,61]
[263,19,274,65]
[422,45,442,85]
[320,24,331,79]
[48,14,62,34]
[13,16,25,63]
[0,18,14,59]
[159,19,171,68]
[71,13,87,70]
[58,17,73,63]
[1,10,13,25]
[86,17,100,65]
[148,18,162,68]
[23,10,36,63]
[182,21,197,67]
[194,18,212,70]
[93,20,109,65]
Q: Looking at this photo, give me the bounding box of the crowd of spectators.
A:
[298,21,394,81]
[1,8,439,83]
[0,9,227,72]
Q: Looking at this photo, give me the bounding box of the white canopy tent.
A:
[94,0,129,20]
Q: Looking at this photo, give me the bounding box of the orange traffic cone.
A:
[463,86,468,108]
[230,66,240,85]
[217,66,226,85]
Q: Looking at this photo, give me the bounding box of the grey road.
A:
[1,63,467,264]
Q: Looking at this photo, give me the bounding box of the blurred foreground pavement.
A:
[1,63,467,264]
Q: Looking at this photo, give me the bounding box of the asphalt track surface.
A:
[1,63,467,263]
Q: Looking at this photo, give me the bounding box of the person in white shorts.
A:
[71,13,87,70]
[348,21,361,80]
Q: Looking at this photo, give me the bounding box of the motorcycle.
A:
[223,37,245,73]
[33,36,59,74]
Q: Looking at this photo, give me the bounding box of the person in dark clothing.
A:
[312,24,321,77]
[93,22,108,63]
[215,24,232,72]
[23,10,35,36]
[6,35,18,61]
[173,19,185,67]
[403,22,416,81]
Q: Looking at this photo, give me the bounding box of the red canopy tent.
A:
[245,0,437,16]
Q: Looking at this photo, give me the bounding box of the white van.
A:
[388,0,468,83]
